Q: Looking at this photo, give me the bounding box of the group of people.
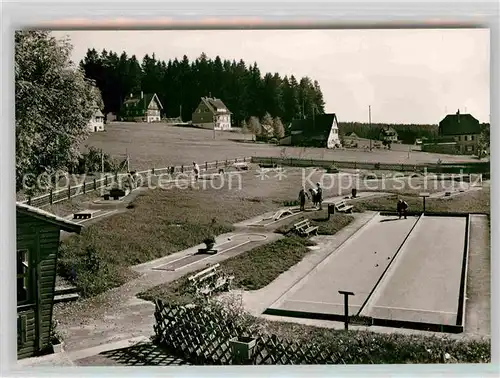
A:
[298,183,323,211]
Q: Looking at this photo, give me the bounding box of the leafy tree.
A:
[272,117,285,139]
[240,119,250,141]
[248,116,261,141]
[478,123,490,159]
[16,31,100,192]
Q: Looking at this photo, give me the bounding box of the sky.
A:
[51,29,490,124]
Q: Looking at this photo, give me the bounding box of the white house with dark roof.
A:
[192,97,232,130]
[88,107,105,132]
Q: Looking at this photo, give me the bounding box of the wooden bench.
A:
[334,199,353,213]
[293,219,319,237]
[188,263,235,296]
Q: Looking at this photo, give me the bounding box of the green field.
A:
[85,122,480,171]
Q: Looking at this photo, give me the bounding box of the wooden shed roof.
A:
[16,202,82,233]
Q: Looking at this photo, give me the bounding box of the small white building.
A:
[282,113,341,149]
[88,108,105,132]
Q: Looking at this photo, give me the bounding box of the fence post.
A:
[49,189,53,205]
[93,178,97,190]
[205,161,208,171]
[83,182,86,194]
[243,157,246,162]
[181,165,184,173]
[225,159,228,167]
[216,160,218,168]
[27,196,31,206]
[235,158,238,163]
[67,183,71,199]
[152,167,155,175]
[354,161,357,170]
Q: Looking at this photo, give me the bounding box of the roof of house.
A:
[290,113,338,140]
[93,108,104,118]
[122,93,163,111]
[380,126,398,136]
[199,97,232,115]
[439,112,481,135]
[345,132,359,138]
[261,124,273,134]
[16,202,83,233]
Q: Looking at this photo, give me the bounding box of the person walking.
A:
[193,162,200,181]
[316,182,323,210]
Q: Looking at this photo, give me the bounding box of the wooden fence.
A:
[21,156,252,209]
[153,300,345,365]
[250,156,490,174]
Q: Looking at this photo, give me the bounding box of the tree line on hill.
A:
[79,50,326,125]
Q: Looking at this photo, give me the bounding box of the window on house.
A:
[467,145,473,152]
[471,135,474,141]
[17,249,30,303]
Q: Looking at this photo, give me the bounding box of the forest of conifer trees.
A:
[79,50,326,125]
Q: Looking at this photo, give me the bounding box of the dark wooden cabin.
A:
[16,202,82,359]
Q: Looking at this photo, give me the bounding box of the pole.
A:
[101,151,104,175]
[213,113,216,140]
[369,105,372,151]
[338,291,354,330]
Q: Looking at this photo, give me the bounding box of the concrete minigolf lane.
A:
[361,216,467,326]
[268,213,419,317]
[154,233,268,271]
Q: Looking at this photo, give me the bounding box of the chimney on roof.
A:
[457,109,460,115]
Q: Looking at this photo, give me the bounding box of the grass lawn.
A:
[58,185,278,297]
[139,236,316,305]
[85,122,479,172]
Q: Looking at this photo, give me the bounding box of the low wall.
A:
[421,143,459,155]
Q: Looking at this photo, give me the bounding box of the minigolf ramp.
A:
[265,212,470,333]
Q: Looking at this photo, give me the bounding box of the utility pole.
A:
[369,105,372,151]
[179,105,182,121]
[101,151,104,175]
[126,148,130,172]
[213,113,216,140]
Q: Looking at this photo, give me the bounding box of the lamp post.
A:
[419,192,430,213]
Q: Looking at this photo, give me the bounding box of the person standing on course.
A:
[193,162,200,181]
[316,182,323,210]
[397,199,408,219]
[298,187,308,211]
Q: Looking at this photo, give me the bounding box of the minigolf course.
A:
[265,212,470,333]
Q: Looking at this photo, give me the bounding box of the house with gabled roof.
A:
[88,106,105,132]
[192,97,232,130]
[281,113,341,148]
[379,126,398,143]
[16,202,82,359]
[119,91,163,123]
[438,110,482,155]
